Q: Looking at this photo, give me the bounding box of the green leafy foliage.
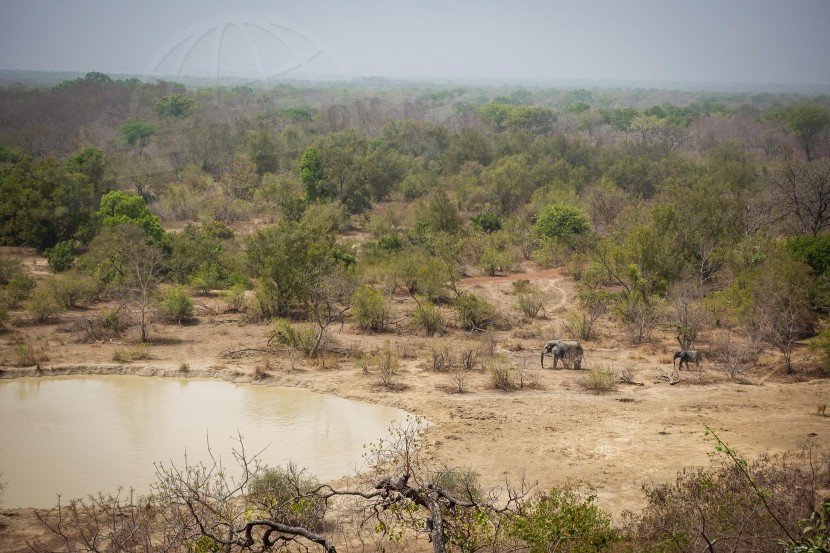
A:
[455,292,496,331]
[44,240,76,272]
[410,301,446,335]
[267,318,318,356]
[0,151,112,249]
[120,118,156,152]
[506,487,617,552]
[245,218,336,318]
[154,93,196,119]
[248,463,327,530]
[24,286,62,323]
[159,285,194,323]
[534,204,591,245]
[350,285,390,331]
[471,212,502,233]
[97,191,165,243]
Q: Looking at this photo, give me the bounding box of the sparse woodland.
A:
[2,72,830,551]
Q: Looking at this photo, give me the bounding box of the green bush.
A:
[249,463,327,530]
[506,486,617,552]
[268,318,318,356]
[220,283,247,313]
[578,368,617,394]
[810,325,830,373]
[455,293,495,331]
[159,285,194,323]
[24,287,62,323]
[50,275,95,308]
[471,212,502,233]
[351,285,390,331]
[478,247,510,276]
[534,204,591,242]
[411,301,446,335]
[44,240,76,272]
[189,263,224,295]
[6,273,36,307]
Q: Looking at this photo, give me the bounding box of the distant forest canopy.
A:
[0,71,829,368]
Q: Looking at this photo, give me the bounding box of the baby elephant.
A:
[541,340,584,370]
[673,349,701,370]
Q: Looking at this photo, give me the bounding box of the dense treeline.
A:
[1,72,829,367]
[3,73,830,550]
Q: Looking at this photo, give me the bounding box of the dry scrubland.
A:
[1,248,828,551]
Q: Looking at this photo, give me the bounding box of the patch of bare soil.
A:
[1,258,828,551]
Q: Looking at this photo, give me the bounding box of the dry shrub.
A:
[13,342,47,367]
[627,442,830,552]
[578,367,616,394]
[459,347,479,371]
[411,302,446,335]
[515,357,541,389]
[479,329,497,359]
[428,340,452,372]
[449,366,469,393]
[487,355,514,390]
[512,326,540,340]
[113,343,151,363]
[371,341,400,389]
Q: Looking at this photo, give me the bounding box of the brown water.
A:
[0,375,410,508]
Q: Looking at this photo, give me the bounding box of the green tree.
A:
[481,154,536,215]
[120,118,156,155]
[298,130,372,213]
[244,219,336,317]
[749,249,816,373]
[154,93,196,119]
[534,204,591,245]
[413,189,462,234]
[83,223,165,342]
[241,128,280,174]
[97,191,165,243]
[0,153,112,249]
[44,240,76,272]
[785,104,829,161]
[442,129,493,173]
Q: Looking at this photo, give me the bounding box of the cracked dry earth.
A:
[1,263,829,550]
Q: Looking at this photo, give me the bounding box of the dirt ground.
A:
[1,252,829,551]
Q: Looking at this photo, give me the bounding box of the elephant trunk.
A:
[540,350,546,369]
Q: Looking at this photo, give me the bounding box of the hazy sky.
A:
[1,0,829,86]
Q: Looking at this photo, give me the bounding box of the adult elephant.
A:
[673,349,701,370]
[541,340,584,370]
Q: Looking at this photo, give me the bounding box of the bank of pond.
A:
[0,375,411,508]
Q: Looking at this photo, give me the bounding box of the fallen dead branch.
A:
[618,370,644,386]
[657,369,680,385]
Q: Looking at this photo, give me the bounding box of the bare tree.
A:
[750,252,816,373]
[668,280,705,350]
[31,419,532,553]
[765,159,830,236]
